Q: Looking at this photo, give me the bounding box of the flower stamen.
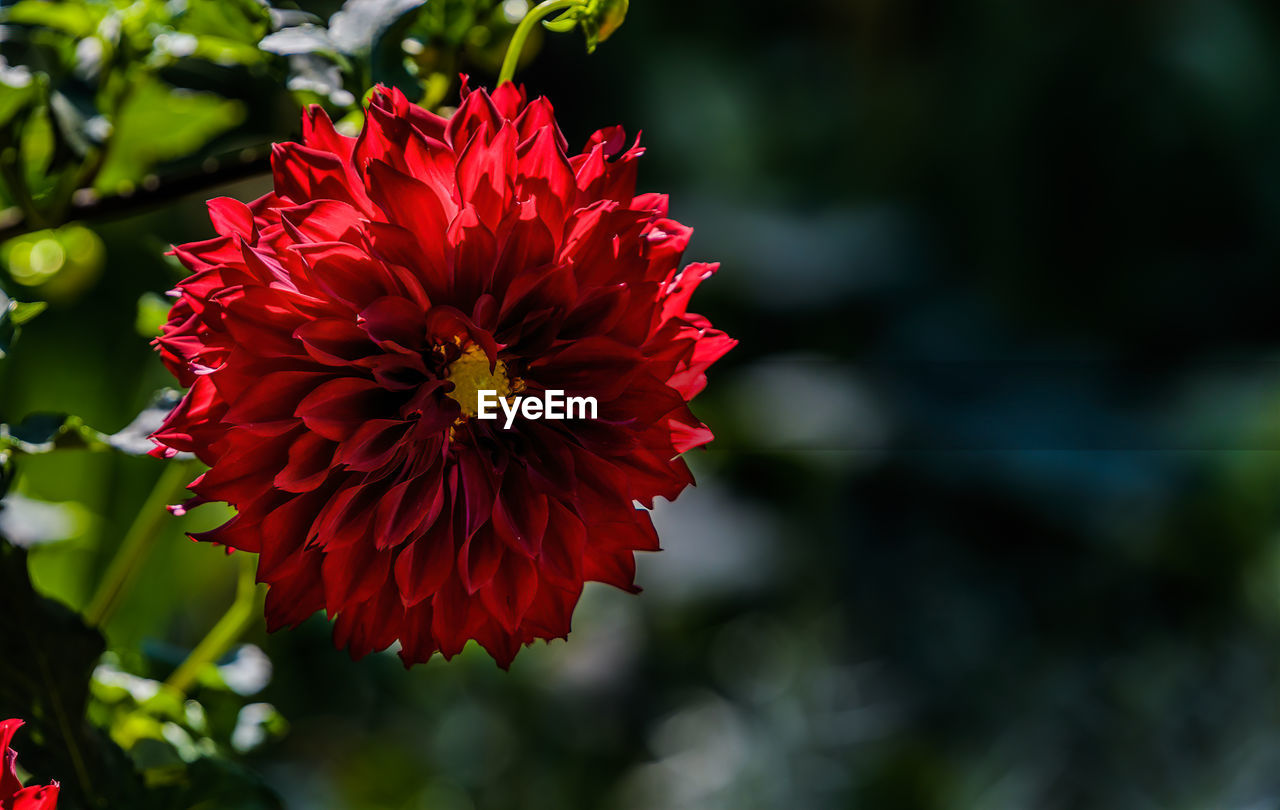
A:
[445,343,513,418]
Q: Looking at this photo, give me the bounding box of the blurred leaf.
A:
[49,87,100,156]
[135,292,169,338]
[148,0,272,67]
[555,0,628,53]
[204,645,272,697]
[0,65,38,129]
[0,492,87,547]
[282,53,355,107]
[0,540,147,810]
[18,105,56,192]
[105,389,181,456]
[8,298,47,325]
[178,0,264,35]
[1,1,103,39]
[267,9,323,30]
[0,391,179,457]
[229,703,288,755]
[89,656,284,809]
[93,77,243,195]
[260,0,431,106]
[329,0,427,56]
[186,36,268,67]
[258,25,338,57]
[0,289,45,360]
[0,412,111,454]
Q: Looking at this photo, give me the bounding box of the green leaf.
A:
[0,413,111,455]
[92,77,244,195]
[0,540,148,810]
[18,102,56,193]
[9,299,47,325]
[579,0,628,53]
[88,654,284,808]
[1,1,104,39]
[0,391,180,458]
[0,66,38,130]
[0,289,46,360]
[186,35,269,67]
[104,389,183,456]
[172,0,271,47]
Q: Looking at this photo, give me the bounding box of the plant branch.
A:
[84,459,196,628]
[498,0,585,85]
[0,147,272,242]
[164,552,259,696]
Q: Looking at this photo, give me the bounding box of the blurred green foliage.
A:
[0,0,271,224]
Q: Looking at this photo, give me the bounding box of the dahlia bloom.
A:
[152,82,734,667]
[1,720,59,810]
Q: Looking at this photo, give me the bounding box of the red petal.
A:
[297,377,397,441]
[446,87,502,152]
[540,500,586,590]
[455,121,515,232]
[1,720,24,799]
[582,546,640,594]
[479,553,537,634]
[263,555,325,630]
[207,197,256,240]
[335,418,409,472]
[492,472,548,558]
[432,576,481,659]
[290,242,395,309]
[373,472,444,549]
[332,582,402,659]
[294,318,373,366]
[394,503,455,606]
[321,537,392,613]
[11,782,59,810]
[222,370,335,426]
[396,599,437,665]
[365,160,451,264]
[274,432,335,492]
[358,296,426,351]
[279,199,362,243]
[272,142,369,211]
[458,523,502,594]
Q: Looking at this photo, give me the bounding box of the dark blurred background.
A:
[8,0,1280,807]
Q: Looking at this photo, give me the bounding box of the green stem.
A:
[497,0,585,85]
[164,552,259,695]
[84,459,195,627]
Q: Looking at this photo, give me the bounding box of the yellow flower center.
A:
[445,344,511,418]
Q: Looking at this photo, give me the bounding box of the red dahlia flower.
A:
[152,82,734,667]
[2,719,59,810]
